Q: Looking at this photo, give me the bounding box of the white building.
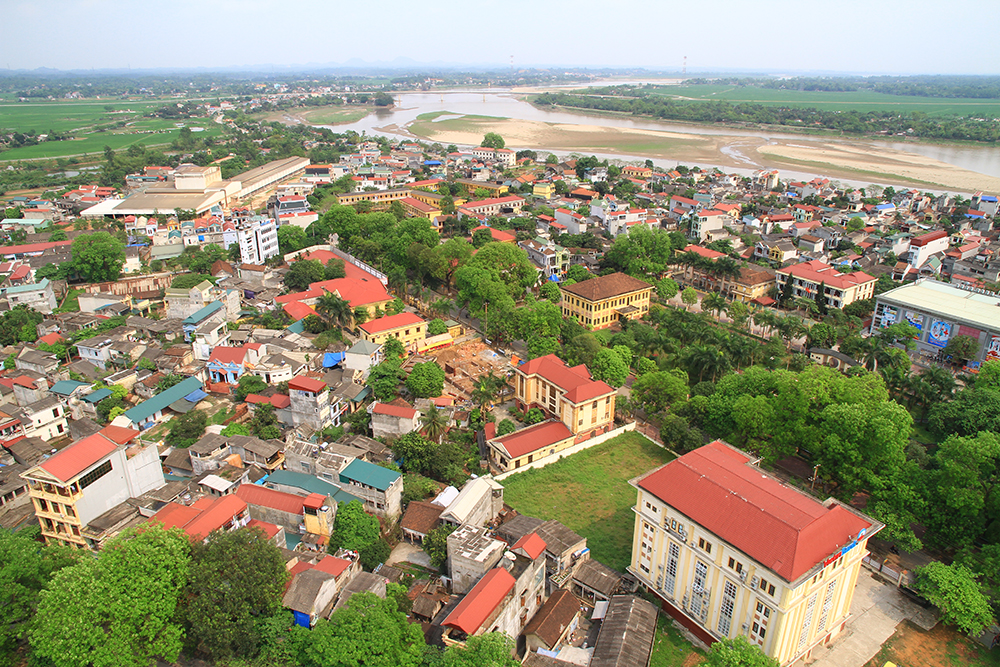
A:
[237,216,279,266]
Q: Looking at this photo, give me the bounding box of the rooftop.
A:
[877,278,1000,330]
[339,458,401,492]
[442,567,516,635]
[359,312,424,335]
[36,426,137,483]
[492,419,573,459]
[559,272,651,302]
[637,441,876,582]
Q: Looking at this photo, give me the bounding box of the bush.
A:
[497,418,516,436]
[524,408,545,425]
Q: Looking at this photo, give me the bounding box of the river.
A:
[320,89,1000,187]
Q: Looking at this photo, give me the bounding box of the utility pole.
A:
[810,464,821,491]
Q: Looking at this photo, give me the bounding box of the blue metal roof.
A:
[339,459,400,492]
[82,387,112,403]
[184,388,208,402]
[124,376,203,423]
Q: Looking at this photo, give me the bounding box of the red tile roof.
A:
[0,240,72,256]
[512,532,547,560]
[682,244,727,260]
[282,301,317,321]
[150,502,202,532]
[471,225,516,243]
[100,425,139,445]
[777,260,875,291]
[182,495,249,541]
[37,332,65,346]
[559,272,651,302]
[309,277,392,309]
[209,346,248,365]
[372,402,417,419]
[289,376,326,393]
[39,431,121,483]
[359,312,424,335]
[492,420,573,459]
[910,230,948,247]
[516,354,613,404]
[247,518,281,539]
[443,567,516,635]
[313,555,352,578]
[246,393,292,409]
[235,484,306,515]
[638,441,875,582]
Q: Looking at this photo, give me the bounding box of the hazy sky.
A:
[4,0,997,75]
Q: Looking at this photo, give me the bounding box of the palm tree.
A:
[316,292,353,329]
[420,407,450,444]
[702,292,729,320]
[794,297,819,319]
[753,310,776,339]
[725,336,757,370]
[472,371,505,416]
[683,344,732,383]
[775,315,806,351]
[920,365,956,403]
[431,297,454,319]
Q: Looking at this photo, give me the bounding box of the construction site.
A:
[405,339,516,401]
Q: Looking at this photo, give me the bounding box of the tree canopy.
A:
[71,231,126,282]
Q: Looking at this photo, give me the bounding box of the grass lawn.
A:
[55,288,85,313]
[501,431,673,572]
[299,106,372,125]
[0,122,224,161]
[650,615,705,667]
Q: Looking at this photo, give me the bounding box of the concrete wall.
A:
[494,422,636,481]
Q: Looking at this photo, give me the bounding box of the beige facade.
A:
[559,273,652,330]
[359,313,426,348]
[630,442,880,666]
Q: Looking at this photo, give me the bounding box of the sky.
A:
[4,0,998,75]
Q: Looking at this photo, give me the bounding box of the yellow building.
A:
[399,196,442,221]
[533,181,555,198]
[630,441,881,666]
[730,266,777,304]
[776,260,876,309]
[559,273,652,329]
[21,425,165,548]
[487,354,617,473]
[359,312,426,348]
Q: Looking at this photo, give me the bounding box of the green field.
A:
[0,121,224,160]
[0,99,169,134]
[300,106,372,125]
[501,431,672,572]
[409,111,508,137]
[644,84,1000,117]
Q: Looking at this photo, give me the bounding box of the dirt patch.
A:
[865,620,999,667]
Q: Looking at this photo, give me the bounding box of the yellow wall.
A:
[630,488,870,665]
[514,372,616,436]
[362,321,425,347]
[28,481,85,547]
[489,431,577,472]
[559,287,651,330]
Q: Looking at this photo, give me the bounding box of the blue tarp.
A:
[548,274,560,282]
[292,610,311,628]
[184,389,208,403]
[323,352,345,368]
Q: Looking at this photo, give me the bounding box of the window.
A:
[78,460,113,490]
[758,578,776,597]
[817,580,837,631]
[300,462,310,471]
[797,593,818,651]
[718,580,737,636]
[664,541,679,597]
[690,561,709,617]
[727,557,743,574]
[698,537,712,554]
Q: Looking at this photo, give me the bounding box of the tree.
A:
[472,227,493,249]
[914,562,994,635]
[220,422,250,437]
[657,277,679,301]
[49,228,68,242]
[383,337,405,359]
[391,432,438,474]
[316,292,353,329]
[681,286,698,310]
[325,258,347,280]
[249,402,281,440]
[944,334,979,364]
[165,409,208,448]
[30,525,189,667]
[296,592,424,667]
[181,527,288,660]
[156,373,185,393]
[846,216,865,233]
[235,374,267,401]
[497,418,516,436]
[284,259,325,293]
[659,413,704,452]
[590,347,630,387]
[276,225,308,255]
[539,281,561,303]
[632,370,689,414]
[406,361,445,398]
[71,231,126,282]
[328,500,380,554]
[705,636,779,667]
[481,132,505,149]
[423,524,456,571]
[427,318,447,336]
[0,528,78,666]
[702,292,729,319]
[420,407,450,444]
[442,633,519,667]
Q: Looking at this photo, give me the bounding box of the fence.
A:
[862,554,911,587]
[494,421,636,481]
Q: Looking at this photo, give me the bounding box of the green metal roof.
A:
[339,459,400,492]
[183,301,223,325]
[265,470,363,505]
[82,387,112,403]
[48,380,89,396]
[124,376,203,424]
[4,278,50,295]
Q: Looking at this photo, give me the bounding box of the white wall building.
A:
[237,216,279,265]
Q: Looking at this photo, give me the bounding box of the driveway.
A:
[387,541,433,570]
[802,571,938,667]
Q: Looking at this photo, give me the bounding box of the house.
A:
[1,279,57,314]
[263,469,362,507]
[559,273,652,329]
[235,484,335,538]
[20,425,165,548]
[589,596,658,667]
[438,475,504,528]
[150,494,251,542]
[343,340,383,380]
[571,558,621,603]
[729,266,777,304]
[554,208,587,235]
[630,441,881,665]
[13,396,69,441]
[359,312,426,349]
[520,237,570,279]
[906,229,949,268]
[337,458,402,518]
[776,260,876,309]
[120,376,204,431]
[401,500,444,543]
[689,210,727,242]
[283,569,339,628]
[523,589,581,653]
[755,238,799,265]
[207,345,261,384]
[279,375,333,430]
[370,402,419,439]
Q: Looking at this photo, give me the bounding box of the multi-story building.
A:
[775,260,876,309]
[559,272,652,330]
[359,312,426,349]
[237,216,279,265]
[337,458,402,518]
[21,425,166,548]
[629,441,880,666]
[689,210,727,242]
[281,376,332,430]
[729,266,778,304]
[906,229,949,269]
[488,354,616,473]
[519,237,570,279]
[1,278,57,314]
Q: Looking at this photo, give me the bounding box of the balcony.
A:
[29,483,82,503]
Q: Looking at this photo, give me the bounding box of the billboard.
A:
[987,336,1000,361]
[876,304,898,329]
[903,310,924,332]
[928,320,952,348]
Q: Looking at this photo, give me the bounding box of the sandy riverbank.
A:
[404,114,1000,193]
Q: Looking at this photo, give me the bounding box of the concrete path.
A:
[387,541,433,570]
[803,572,937,667]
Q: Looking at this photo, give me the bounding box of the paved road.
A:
[802,571,937,667]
